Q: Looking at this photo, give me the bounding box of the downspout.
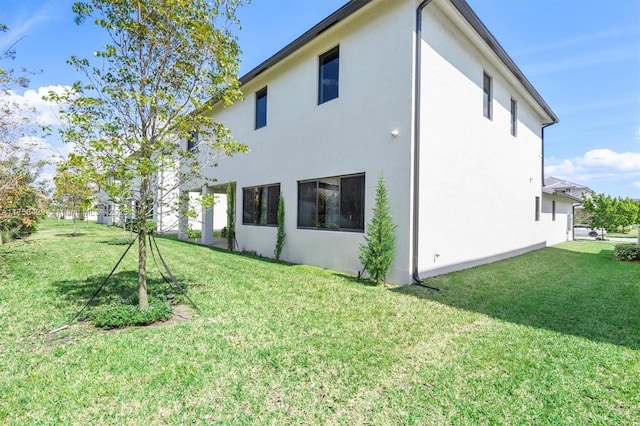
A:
[541,123,554,186]
[412,0,439,291]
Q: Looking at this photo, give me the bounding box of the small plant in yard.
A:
[106,236,136,245]
[274,193,285,260]
[614,243,640,261]
[226,182,235,251]
[359,173,397,285]
[88,296,172,329]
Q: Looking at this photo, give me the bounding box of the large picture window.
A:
[243,184,280,226]
[318,46,339,104]
[297,173,364,232]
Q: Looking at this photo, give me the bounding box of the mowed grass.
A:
[0,219,638,424]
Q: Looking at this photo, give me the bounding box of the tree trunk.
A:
[72,211,77,237]
[138,178,150,309]
[138,224,148,309]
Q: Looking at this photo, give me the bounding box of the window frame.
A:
[552,200,556,221]
[255,87,267,130]
[297,173,365,232]
[535,196,540,222]
[483,71,493,120]
[318,46,340,105]
[187,132,199,152]
[510,97,518,136]
[242,183,281,226]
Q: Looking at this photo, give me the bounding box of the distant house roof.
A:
[544,177,593,193]
[542,187,583,203]
[238,0,558,124]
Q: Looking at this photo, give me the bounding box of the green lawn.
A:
[608,227,639,239]
[1,219,638,424]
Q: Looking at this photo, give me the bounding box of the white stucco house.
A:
[177,0,569,283]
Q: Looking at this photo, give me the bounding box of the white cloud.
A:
[581,149,640,172]
[545,148,640,196]
[4,85,70,126]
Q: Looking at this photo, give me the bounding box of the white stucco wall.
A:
[197,0,417,282]
[541,193,575,246]
[181,0,559,283]
[416,1,553,276]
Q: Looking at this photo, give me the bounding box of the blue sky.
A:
[2,0,639,198]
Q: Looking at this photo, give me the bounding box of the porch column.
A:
[201,186,214,245]
[178,190,189,240]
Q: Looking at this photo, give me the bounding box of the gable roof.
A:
[544,176,593,193]
[542,187,583,203]
[238,0,558,124]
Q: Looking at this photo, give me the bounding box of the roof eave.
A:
[449,0,559,125]
[239,0,372,86]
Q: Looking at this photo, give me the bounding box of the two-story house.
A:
[177,0,564,283]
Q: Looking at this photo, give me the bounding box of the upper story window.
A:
[298,173,364,232]
[510,98,518,136]
[243,183,280,226]
[255,87,267,129]
[483,71,492,120]
[187,132,199,152]
[318,46,339,104]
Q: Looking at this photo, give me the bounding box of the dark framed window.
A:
[187,132,199,152]
[510,98,518,136]
[318,46,339,104]
[243,184,280,226]
[535,196,540,222]
[552,200,556,221]
[255,87,267,129]
[483,72,492,119]
[297,173,364,232]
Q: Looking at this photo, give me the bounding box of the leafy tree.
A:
[582,193,615,238]
[0,23,47,243]
[48,0,248,308]
[274,193,285,260]
[613,197,639,229]
[53,154,96,236]
[359,173,397,285]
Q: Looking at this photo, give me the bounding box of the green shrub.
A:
[106,237,136,245]
[146,220,157,233]
[186,228,201,239]
[614,243,640,261]
[89,297,173,329]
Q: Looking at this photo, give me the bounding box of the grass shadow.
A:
[331,272,379,287]
[52,270,183,315]
[392,244,639,350]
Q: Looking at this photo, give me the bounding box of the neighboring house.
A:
[540,186,583,246]
[177,0,565,283]
[544,177,594,201]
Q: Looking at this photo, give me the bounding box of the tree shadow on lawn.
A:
[52,270,180,314]
[392,245,640,350]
